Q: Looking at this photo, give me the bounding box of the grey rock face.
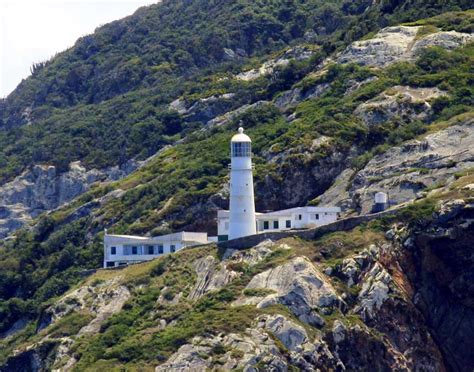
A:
[188,255,239,300]
[338,26,473,68]
[0,160,138,238]
[157,329,286,371]
[155,344,211,372]
[354,86,448,127]
[338,26,421,67]
[354,263,392,320]
[236,256,343,327]
[348,116,473,214]
[332,320,347,344]
[168,93,236,123]
[273,83,331,110]
[236,45,315,81]
[411,30,474,55]
[260,314,308,351]
[223,239,276,265]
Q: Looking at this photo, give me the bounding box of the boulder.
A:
[437,199,466,224]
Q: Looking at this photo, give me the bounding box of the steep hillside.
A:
[0,1,473,370]
[0,0,471,184]
[1,176,473,371]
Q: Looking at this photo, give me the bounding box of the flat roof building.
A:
[103,231,209,268]
[217,206,341,241]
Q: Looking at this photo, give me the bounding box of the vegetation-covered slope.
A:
[0,0,471,181]
[0,1,473,370]
[1,175,473,370]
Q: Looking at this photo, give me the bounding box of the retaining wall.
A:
[218,208,401,250]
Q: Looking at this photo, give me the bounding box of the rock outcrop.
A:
[168,93,237,123]
[349,115,474,213]
[354,86,448,127]
[5,195,473,371]
[338,26,473,67]
[236,256,343,327]
[236,46,316,81]
[0,160,138,238]
[273,83,331,110]
[188,255,239,300]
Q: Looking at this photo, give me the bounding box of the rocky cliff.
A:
[1,176,472,371]
[0,160,138,238]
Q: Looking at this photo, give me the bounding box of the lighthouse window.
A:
[232,142,251,157]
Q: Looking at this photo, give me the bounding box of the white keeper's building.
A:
[217,206,340,241]
[103,231,210,268]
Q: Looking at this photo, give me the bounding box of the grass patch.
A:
[243,288,276,297]
[47,311,94,338]
[415,25,439,40]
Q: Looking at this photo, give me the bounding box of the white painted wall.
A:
[103,232,208,268]
[229,139,256,240]
[218,206,341,238]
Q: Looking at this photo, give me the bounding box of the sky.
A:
[0,0,156,97]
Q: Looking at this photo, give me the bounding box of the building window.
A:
[295,214,302,221]
[286,220,291,228]
[106,262,115,268]
[170,245,176,253]
[273,221,279,229]
[158,245,164,254]
[147,245,154,255]
[263,221,269,230]
[315,214,319,220]
[231,142,251,157]
[111,246,116,255]
[132,246,138,255]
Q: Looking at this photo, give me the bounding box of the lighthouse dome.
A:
[231,127,251,143]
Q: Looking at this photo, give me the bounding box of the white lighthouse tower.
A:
[229,127,256,240]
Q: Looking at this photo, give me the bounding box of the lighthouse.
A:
[229,127,256,240]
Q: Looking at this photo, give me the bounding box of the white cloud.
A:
[0,0,156,97]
